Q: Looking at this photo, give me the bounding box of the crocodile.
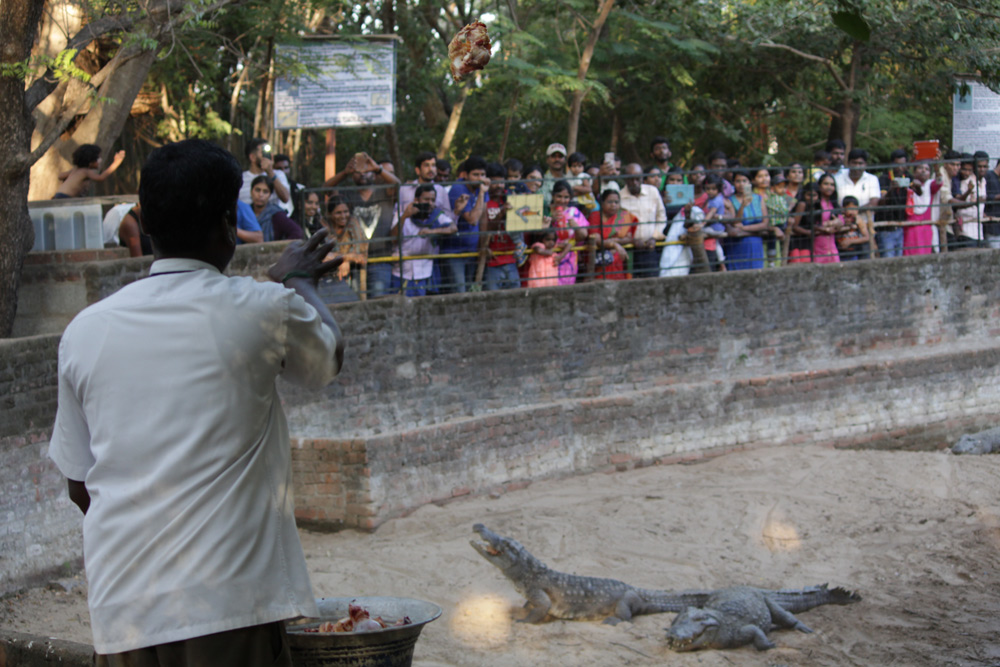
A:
[470,523,857,627]
[666,584,861,651]
[952,426,1000,455]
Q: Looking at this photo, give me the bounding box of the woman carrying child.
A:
[587,189,635,280]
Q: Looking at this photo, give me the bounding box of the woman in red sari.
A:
[587,189,636,280]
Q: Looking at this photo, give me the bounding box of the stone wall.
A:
[0,335,81,595]
[12,242,289,337]
[3,250,999,590]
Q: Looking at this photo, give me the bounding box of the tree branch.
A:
[758,41,849,91]
[24,14,137,111]
[776,78,841,118]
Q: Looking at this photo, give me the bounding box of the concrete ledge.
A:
[291,343,1000,531]
[0,630,91,666]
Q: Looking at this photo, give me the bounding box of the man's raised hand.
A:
[268,229,345,284]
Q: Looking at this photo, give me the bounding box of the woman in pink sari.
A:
[904,162,938,256]
[547,180,589,284]
[812,173,842,264]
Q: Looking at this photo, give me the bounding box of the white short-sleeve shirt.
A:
[620,184,667,242]
[49,258,340,654]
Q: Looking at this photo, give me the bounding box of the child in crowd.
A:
[788,183,819,263]
[699,174,728,271]
[54,144,126,198]
[809,150,831,184]
[836,196,869,260]
[566,152,596,213]
[767,169,793,264]
[527,228,567,288]
[681,206,727,274]
[505,157,529,194]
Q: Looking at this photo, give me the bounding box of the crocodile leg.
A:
[764,597,813,634]
[604,590,646,625]
[519,589,553,623]
[737,624,776,651]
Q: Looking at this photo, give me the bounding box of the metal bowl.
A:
[287,596,442,667]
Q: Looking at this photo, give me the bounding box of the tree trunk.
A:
[0,0,47,337]
[29,47,162,200]
[566,0,616,154]
[437,84,469,159]
[828,96,860,152]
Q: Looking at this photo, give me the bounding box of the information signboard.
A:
[274,39,396,129]
[953,77,1000,159]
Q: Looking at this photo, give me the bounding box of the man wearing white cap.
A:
[540,142,568,205]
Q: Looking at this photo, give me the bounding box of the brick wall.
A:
[3,250,1000,590]
[12,242,290,337]
[0,335,82,595]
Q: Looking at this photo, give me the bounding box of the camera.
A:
[411,201,434,226]
[261,143,272,160]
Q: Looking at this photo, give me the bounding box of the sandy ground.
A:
[4,444,1000,666]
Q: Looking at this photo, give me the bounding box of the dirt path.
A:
[4,445,1000,665]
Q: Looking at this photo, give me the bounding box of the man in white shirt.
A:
[50,139,344,666]
[238,137,291,210]
[834,148,881,259]
[620,163,667,278]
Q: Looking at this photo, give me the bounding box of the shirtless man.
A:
[55,144,125,198]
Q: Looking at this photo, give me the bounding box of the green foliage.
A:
[2,49,91,83]
[125,0,1000,177]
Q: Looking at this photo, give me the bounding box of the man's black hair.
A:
[667,165,684,174]
[889,148,908,161]
[504,157,524,173]
[943,149,961,161]
[707,150,727,163]
[847,148,869,163]
[650,136,670,153]
[464,155,488,173]
[414,151,437,168]
[273,153,290,164]
[525,163,543,176]
[414,183,436,199]
[72,144,102,168]
[825,138,846,151]
[568,151,587,166]
[436,158,451,172]
[245,138,268,161]
[814,150,831,162]
[974,150,990,161]
[140,139,241,256]
[842,196,860,207]
[485,162,506,179]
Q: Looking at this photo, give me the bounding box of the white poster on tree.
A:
[953,77,1000,160]
[274,38,396,130]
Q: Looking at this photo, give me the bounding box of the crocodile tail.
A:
[768,583,862,612]
[638,588,714,613]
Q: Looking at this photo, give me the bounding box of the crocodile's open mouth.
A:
[471,534,500,556]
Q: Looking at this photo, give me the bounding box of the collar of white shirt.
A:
[149,257,221,276]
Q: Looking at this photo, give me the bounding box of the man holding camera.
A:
[390,183,456,296]
[239,138,291,209]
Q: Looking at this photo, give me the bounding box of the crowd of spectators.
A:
[86,134,1000,301]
